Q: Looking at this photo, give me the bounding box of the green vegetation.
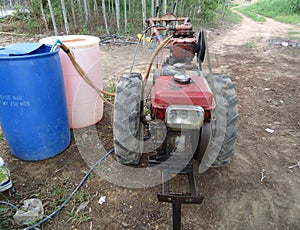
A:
[244,0,300,25]
[0,204,15,230]
[191,0,228,26]
[223,7,243,24]
[0,132,4,141]
[288,31,300,41]
[45,177,92,226]
[235,6,266,22]
[288,31,300,35]
[244,41,257,49]
[0,0,238,35]
[289,36,300,42]
[0,177,92,229]
[103,81,117,103]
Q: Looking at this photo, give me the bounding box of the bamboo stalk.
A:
[47,0,58,35]
[40,0,49,32]
[102,0,109,34]
[61,0,70,34]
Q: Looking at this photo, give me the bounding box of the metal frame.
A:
[149,157,204,230]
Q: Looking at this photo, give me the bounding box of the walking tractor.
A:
[113,5,239,229]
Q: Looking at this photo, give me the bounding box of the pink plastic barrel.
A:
[40,35,103,128]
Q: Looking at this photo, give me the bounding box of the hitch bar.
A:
[149,158,204,230]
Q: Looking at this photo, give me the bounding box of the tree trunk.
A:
[163,0,167,14]
[93,0,98,18]
[151,0,154,17]
[128,0,131,16]
[102,0,109,34]
[141,0,146,45]
[115,0,120,31]
[124,0,127,31]
[109,0,114,15]
[40,0,49,32]
[83,0,89,22]
[47,0,58,35]
[77,0,84,25]
[180,0,184,16]
[61,0,70,34]
[70,0,78,31]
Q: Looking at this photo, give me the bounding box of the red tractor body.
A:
[113,6,239,230]
[170,37,196,61]
[151,75,215,121]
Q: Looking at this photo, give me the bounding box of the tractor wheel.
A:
[113,73,144,165]
[199,73,239,172]
[197,30,206,63]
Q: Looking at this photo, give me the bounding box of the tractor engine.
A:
[146,14,211,161]
[149,71,215,162]
[167,25,197,65]
[151,73,214,122]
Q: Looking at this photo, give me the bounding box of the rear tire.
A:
[199,73,239,171]
[113,73,144,164]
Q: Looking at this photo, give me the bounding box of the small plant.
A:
[103,81,117,103]
[42,177,92,226]
[66,210,92,225]
[244,41,256,49]
[0,204,16,230]
[0,132,4,141]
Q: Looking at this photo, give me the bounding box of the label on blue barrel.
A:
[0,94,31,107]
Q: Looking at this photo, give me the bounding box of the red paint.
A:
[151,75,215,120]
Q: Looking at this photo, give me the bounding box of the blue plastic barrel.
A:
[0,43,70,160]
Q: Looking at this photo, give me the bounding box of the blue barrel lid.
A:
[0,43,43,56]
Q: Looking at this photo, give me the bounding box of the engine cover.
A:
[151,75,215,120]
[171,37,196,60]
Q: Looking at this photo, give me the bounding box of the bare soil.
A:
[1,8,300,230]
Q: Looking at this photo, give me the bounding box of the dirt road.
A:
[202,10,300,229]
[1,8,299,230]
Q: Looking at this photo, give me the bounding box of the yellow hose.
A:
[59,43,114,106]
[143,35,172,81]
[58,34,172,106]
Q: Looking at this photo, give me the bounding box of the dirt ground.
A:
[1,7,300,230]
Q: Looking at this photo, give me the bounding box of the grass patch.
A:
[244,41,257,49]
[235,6,266,22]
[223,8,243,24]
[42,177,92,227]
[288,31,300,35]
[288,31,300,41]
[0,177,93,229]
[103,81,117,103]
[274,14,300,25]
[0,204,16,230]
[245,0,300,26]
[0,132,4,141]
[288,35,300,42]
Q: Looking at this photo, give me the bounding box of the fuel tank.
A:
[151,74,215,120]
